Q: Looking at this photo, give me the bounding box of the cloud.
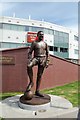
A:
[0,3,2,15]
[66,24,78,33]
[1,2,78,33]
[1,3,17,16]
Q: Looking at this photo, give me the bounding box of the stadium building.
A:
[0,16,79,63]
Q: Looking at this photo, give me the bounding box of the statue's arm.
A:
[28,42,35,60]
[46,43,50,67]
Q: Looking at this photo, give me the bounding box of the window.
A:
[3,24,11,29]
[11,24,17,30]
[54,30,69,48]
[74,35,78,41]
[49,46,53,51]
[54,30,69,38]
[63,33,69,38]
[54,30,59,36]
[74,49,79,54]
[3,23,26,31]
[25,26,29,31]
[29,26,43,32]
[1,42,10,48]
[54,36,59,41]
[44,28,48,34]
[48,29,54,35]
[0,43,1,48]
[58,36,63,43]
[0,23,3,29]
[44,28,54,35]
[59,31,63,36]
[54,47,58,52]
[17,25,25,31]
[60,47,68,52]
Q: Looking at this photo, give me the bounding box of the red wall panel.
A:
[0,47,79,92]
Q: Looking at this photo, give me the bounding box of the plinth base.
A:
[18,94,51,111]
[0,94,74,118]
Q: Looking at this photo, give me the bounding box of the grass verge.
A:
[0,81,79,107]
[0,92,22,100]
[42,81,80,107]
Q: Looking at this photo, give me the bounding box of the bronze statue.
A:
[25,31,49,97]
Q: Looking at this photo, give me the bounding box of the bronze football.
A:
[24,90,33,100]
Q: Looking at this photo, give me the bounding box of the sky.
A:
[0,2,78,32]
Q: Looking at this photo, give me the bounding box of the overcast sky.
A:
[0,2,78,32]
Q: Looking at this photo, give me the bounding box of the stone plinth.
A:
[18,94,51,111]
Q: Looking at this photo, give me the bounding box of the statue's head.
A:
[37,31,44,41]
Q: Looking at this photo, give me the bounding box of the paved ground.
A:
[0,94,79,118]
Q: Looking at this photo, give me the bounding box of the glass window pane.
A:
[74,35,78,41]
[44,28,48,34]
[59,31,63,36]
[53,46,58,52]
[3,23,26,31]
[74,49,79,54]
[63,32,69,38]
[25,26,29,31]
[3,24,11,29]
[54,30,59,36]
[48,29,54,35]
[11,24,17,30]
[0,23,3,29]
[49,46,53,51]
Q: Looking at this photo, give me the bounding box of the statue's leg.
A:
[35,65,44,97]
[25,58,37,92]
[26,66,33,91]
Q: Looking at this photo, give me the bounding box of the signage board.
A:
[27,32,37,43]
[0,56,15,65]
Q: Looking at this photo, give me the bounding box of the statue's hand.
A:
[46,63,49,68]
[27,59,32,64]
[45,59,49,68]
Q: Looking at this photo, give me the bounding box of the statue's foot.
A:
[35,91,44,97]
[25,82,34,92]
